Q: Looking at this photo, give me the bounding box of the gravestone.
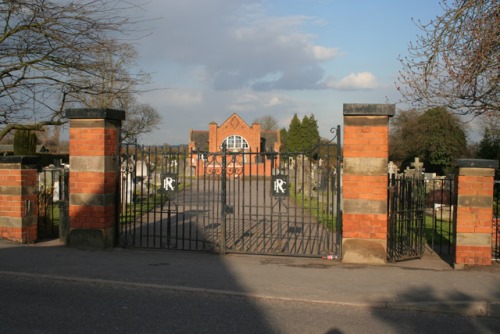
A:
[388,161,398,177]
[121,157,135,204]
[403,166,414,178]
[411,157,425,178]
[296,155,312,196]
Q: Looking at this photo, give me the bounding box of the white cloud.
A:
[308,45,339,60]
[127,0,426,145]
[264,96,283,107]
[226,93,289,114]
[326,72,378,90]
[141,1,338,91]
[227,93,259,112]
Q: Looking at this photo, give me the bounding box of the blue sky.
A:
[133,0,445,145]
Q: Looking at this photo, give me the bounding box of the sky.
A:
[131,0,445,145]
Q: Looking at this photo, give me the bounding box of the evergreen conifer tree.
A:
[286,114,302,152]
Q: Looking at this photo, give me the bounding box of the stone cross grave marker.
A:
[410,157,425,178]
[404,166,414,178]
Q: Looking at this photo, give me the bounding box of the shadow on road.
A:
[370,284,500,332]
[0,240,275,333]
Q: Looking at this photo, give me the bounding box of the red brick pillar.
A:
[208,121,218,152]
[0,157,39,243]
[342,104,395,264]
[65,109,125,248]
[454,159,498,268]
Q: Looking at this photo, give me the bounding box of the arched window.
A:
[221,135,249,150]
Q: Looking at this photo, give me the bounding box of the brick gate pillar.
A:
[0,156,39,243]
[65,109,125,249]
[342,103,395,264]
[454,159,498,268]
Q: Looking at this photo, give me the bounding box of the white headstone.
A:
[388,161,398,176]
[411,157,424,175]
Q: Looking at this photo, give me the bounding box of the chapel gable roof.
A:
[219,113,251,130]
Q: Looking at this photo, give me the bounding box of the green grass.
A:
[42,204,61,223]
[120,180,191,224]
[289,184,338,232]
[38,203,61,237]
[120,193,170,224]
[424,213,453,245]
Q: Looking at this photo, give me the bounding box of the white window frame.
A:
[221,135,249,150]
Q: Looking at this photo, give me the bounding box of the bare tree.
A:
[254,115,279,131]
[0,0,147,140]
[121,103,161,142]
[36,125,61,151]
[397,0,499,118]
[68,42,147,110]
[69,40,160,142]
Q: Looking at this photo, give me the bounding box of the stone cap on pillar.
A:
[65,108,125,121]
[0,156,39,164]
[456,159,499,169]
[0,156,41,169]
[343,103,396,117]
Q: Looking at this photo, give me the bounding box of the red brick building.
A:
[188,113,281,176]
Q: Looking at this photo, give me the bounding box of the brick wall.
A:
[192,114,280,177]
[0,157,39,243]
[208,114,261,152]
[342,104,395,264]
[65,109,124,249]
[454,160,498,267]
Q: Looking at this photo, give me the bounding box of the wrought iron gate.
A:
[118,127,342,258]
[37,165,69,240]
[387,175,426,262]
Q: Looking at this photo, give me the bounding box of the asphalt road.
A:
[1,273,500,334]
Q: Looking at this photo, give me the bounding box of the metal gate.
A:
[37,165,69,240]
[426,177,455,260]
[118,126,342,258]
[387,175,426,262]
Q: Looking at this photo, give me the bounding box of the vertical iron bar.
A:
[145,146,151,248]
[114,128,121,246]
[159,147,164,249]
[336,125,342,258]
[220,144,227,254]
[153,146,158,248]
[493,181,499,259]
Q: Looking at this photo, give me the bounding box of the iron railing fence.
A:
[493,180,499,261]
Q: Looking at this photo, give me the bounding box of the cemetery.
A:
[1,3,500,330]
[0,105,498,268]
